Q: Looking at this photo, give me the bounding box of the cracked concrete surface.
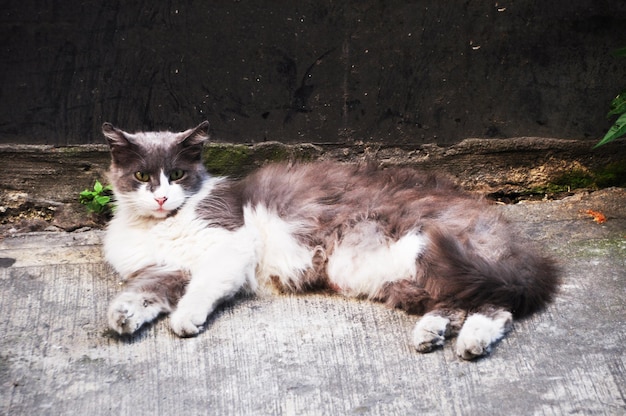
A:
[0,188,625,415]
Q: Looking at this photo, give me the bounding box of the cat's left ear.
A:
[177,121,210,147]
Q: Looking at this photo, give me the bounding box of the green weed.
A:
[595,47,626,148]
[79,180,114,216]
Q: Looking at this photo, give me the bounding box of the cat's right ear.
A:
[102,122,131,149]
[103,123,137,165]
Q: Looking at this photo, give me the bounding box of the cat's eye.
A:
[134,171,150,182]
[169,169,185,181]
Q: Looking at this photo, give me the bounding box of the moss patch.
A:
[202,142,322,177]
[202,144,253,176]
[556,237,626,260]
[489,160,626,203]
[538,161,626,195]
[551,169,596,190]
[594,161,626,188]
[252,142,291,164]
[546,161,626,192]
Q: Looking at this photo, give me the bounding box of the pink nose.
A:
[155,197,168,207]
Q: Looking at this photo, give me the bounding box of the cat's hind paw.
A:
[412,314,450,353]
[108,292,165,335]
[455,310,513,360]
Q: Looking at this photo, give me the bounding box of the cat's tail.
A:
[420,228,561,318]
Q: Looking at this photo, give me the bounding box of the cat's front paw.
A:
[169,308,207,337]
[108,292,163,335]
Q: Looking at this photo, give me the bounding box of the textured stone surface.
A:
[1,1,626,145]
[0,189,625,415]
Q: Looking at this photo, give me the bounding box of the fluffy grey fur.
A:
[103,121,560,359]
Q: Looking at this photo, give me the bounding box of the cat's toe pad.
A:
[412,315,450,353]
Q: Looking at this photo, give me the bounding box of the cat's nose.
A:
[155,197,168,207]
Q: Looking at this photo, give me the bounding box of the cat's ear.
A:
[174,121,210,161]
[102,122,132,149]
[177,121,210,147]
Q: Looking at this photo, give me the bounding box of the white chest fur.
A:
[104,179,242,277]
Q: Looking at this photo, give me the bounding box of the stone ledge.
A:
[0,138,624,233]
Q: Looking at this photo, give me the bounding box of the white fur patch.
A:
[243,204,313,290]
[126,170,187,219]
[327,226,427,298]
[106,177,261,336]
[169,224,259,336]
[455,311,513,360]
[105,178,255,282]
[154,170,186,211]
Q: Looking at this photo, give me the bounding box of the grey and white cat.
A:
[102,121,560,360]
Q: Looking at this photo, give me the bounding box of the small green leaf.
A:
[595,112,626,148]
[78,179,114,216]
[612,46,626,57]
[608,92,626,117]
[79,191,94,206]
[95,195,111,206]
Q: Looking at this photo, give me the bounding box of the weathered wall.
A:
[2,0,626,145]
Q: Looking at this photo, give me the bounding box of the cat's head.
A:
[103,121,210,219]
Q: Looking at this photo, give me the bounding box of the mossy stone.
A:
[202,144,254,176]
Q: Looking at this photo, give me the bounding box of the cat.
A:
[102,121,560,360]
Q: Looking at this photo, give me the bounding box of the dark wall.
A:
[2,0,626,145]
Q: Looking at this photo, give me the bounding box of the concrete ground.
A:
[0,188,625,416]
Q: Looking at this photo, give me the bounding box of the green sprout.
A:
[79,180,114,216]
[595,47,626,148]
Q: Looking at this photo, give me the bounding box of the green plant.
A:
[79,180,114,215]
[595,47,626,148]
